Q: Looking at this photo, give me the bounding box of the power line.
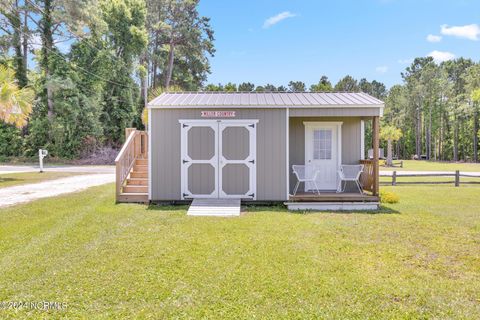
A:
[25,0,145,73]
[9,22,140,91]
[6,24,144,108]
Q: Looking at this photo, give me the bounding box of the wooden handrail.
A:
[115,129,148,202]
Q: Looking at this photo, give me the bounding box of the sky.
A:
[198,0,480,89]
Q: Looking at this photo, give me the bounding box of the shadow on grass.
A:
[243,204,289,213]
[146,204,189,212]
[0,177,22,183]
[282,205,400,215]
[145,203,400,215]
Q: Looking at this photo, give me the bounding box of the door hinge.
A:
[182,123,189,128]
[183,193,190,198]
[248,123,255,128]
[182,159,189,164]
[249,159,255,164]
[248,193,255,198]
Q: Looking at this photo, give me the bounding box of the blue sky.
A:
[198,0,480,89]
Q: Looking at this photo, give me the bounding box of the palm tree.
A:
[0,65,34,127]
[380,125,403,166]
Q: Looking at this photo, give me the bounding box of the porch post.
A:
[372,116,380,196]
[125,127,136,140]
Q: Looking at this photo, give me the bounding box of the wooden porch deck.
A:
[289,192,379,202]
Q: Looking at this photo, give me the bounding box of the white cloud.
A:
[375,66,388,73]
[398,58,413,64]
[263,11,297,29]
[428,50,455,63]
[440,24,480,41]
[426,34,442,42]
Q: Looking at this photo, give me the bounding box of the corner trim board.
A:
[360,120,365,160]
[286,107,290,200]
[148,108,152,200]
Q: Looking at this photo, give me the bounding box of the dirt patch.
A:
[73,146,119,165]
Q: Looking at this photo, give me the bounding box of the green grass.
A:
[0,172,83,189]
[381,160,480,172]
[0,184,479,318]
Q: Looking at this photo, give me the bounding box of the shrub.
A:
[380,191,399,204]
[0,123,24,157]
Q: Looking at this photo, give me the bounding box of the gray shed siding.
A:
[150,108,287,201]
[289,117,362,192]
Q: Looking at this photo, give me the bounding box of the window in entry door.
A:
[313,129,332,160]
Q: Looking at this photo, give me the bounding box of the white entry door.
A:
[180,120,257,200]
[304,122,342,191]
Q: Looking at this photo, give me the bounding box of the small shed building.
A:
[142,92,383,210]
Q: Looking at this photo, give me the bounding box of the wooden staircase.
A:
[118,158,148,203]
[116,128,149,203]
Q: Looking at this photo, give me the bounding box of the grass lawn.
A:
[0,184,479,318]
[381,160,480,172]
[0,172,84,189]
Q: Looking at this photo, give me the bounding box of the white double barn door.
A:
[180,120,257,200]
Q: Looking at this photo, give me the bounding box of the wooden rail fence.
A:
[382,170,480,186]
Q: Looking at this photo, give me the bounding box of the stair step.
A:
[187,198,241,216]
[130,172,148,178]
[126,178,148,185]
[117,193,148,203]
[133,164,148,172]
[136,159,148,165]
[123,185,148,193]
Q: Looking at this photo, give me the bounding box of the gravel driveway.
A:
[0,165,114,175]
[0,174,114,208]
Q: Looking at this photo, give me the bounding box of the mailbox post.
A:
[38,149,48,173]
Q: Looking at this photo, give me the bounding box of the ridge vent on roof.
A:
[159,91,372,94]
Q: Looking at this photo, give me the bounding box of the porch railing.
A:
[115,128,148,201]
[359,159,375,194]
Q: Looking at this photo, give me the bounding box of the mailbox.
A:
[39,149,48,172]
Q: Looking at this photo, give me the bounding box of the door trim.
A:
[303,121,343,190]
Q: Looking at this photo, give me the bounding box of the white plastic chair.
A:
[337,164,364,193]
[292,165,321,195]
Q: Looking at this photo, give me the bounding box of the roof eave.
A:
[147,104,384,109]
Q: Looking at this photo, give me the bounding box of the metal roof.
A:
[148,92,384,108]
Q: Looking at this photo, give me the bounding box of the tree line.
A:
[1,2,479,163]
[386,57,480,162]
[0,0,213,159]
[202,60,480,163]
[202,76,387,96]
